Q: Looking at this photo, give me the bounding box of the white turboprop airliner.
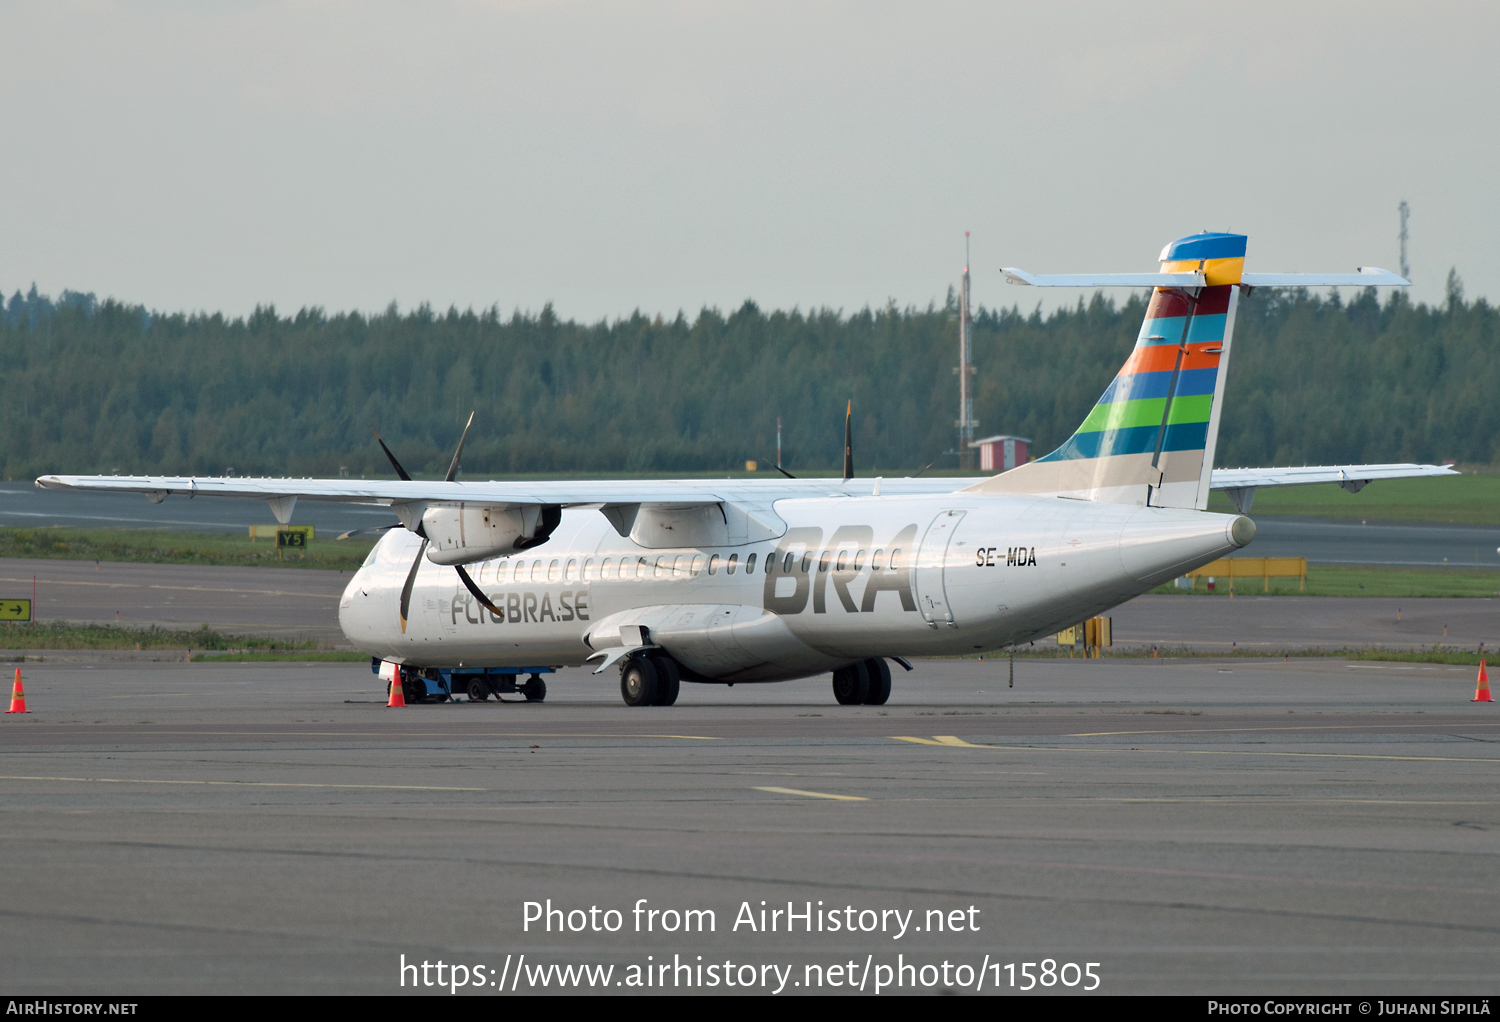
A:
[38,233,1454,707]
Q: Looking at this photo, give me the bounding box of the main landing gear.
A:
[832,658,892,706]
[619,654,681,707]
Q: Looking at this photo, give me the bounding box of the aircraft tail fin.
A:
[965,232,1247,510]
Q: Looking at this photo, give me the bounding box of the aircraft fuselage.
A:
[339,491,1250,683]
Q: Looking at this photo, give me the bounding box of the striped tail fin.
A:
[966,232,1245,510]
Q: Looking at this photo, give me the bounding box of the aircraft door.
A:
[914,510,966,628]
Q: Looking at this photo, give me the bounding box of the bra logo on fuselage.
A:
[764,524,919,615]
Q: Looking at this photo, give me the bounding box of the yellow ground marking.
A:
[752,786,867,801]
[0,774,485,791]
[891,737,1500,765]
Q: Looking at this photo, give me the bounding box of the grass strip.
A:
[0,620,326,651]
[1205,474,1500,525]
[0,526,373,570]
[1347,646,1494,666]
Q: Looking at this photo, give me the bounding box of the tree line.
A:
[0,275,1492,480]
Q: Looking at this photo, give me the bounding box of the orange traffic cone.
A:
[1473,660,1492,703]
[386,667,406,708]
[5,668,30,713]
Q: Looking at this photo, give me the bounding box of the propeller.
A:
[336,524,401,541]
[842,399,853,483]
[376,413,503,633]
[763,400,854,481]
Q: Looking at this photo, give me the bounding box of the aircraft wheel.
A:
[651,657,680,706]
[402,675,424,704]
[831,662,869,705]
[620,658,659,707]
[467,678,490,702]
[523,674,547,702]
[862,658,892,705]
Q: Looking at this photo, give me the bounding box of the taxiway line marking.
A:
[892,737,1500,764]
[752,786,867,801]
[0,774,486,791]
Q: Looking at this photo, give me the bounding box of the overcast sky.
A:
[2,1,1495,322]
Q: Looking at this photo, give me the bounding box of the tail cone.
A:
[1474,660,1492,703]
[5,668,29,713]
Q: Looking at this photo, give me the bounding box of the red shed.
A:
[971,435,1030,473]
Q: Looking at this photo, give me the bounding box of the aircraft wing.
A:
[33,474,725,508]
[1208,463,1457,513]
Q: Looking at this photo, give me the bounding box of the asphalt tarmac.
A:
[0,558,351,641]
[2,657,1496,995]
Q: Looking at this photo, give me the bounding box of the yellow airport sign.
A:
[0,599,32,621]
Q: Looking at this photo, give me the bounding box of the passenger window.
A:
[564,558,577,582]
[654,556,667,578]
[783,552,794,573]
[691,555,703,576]
[726,553,738,574]
[889,548,901,570]
[496,558,509,581]
[835,551,848,572]
[513,560,526,582]
[531,560,544,582]
[637,557,649,580]
[671,555,683,578]
[599,557,612,579]
[852,549,865,571]
[583,558,595,581]
[744,552,756,573]
[707,554,718,575]
[818,551,831,573]
[870,549,883,572]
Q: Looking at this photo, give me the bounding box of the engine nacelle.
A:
[420,504,557,565]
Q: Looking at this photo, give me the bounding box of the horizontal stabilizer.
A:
[1002,268,1206,288]
[1210,463,1456,489]
[1241,268,1409,288]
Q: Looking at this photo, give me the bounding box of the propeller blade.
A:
[771,462,796,479]
[911,461,936,478]
[373,430,411,481]
[455,564,503,616]
[445,411,475,482]
[336,524,401,541]
[842,399,853,482]
[399,539,428,634]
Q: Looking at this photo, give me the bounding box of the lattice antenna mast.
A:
[956,232,978,470]
[1398,200,1410,281]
